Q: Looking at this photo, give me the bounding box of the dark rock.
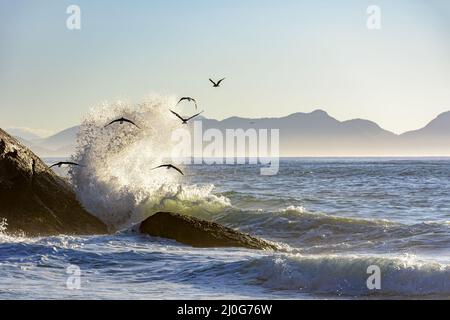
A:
[0,128,107,236]
[139,212,277,250]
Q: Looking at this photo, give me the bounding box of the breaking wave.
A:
[213,206,450,253]
[237,253,450,297]
[69,95,230,231]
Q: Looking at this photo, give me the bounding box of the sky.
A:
[0,0,449,135]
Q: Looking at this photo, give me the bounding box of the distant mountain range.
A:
[199,110,450,156]
[8,126,79,157]
[5,128,47,141]
[5,110,450,157]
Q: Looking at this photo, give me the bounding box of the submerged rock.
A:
[0,128,107,236]
[139,212,277,250]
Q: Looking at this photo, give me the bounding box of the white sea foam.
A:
[0,218,28,243]
[0,218,10,242]
[241,253,450,296]
[0,218,7,233]
[69,95,231,230]
[280,205,306,214]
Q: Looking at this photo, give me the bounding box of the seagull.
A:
[49,161,82,169]
[177,97,198,109]
[209,78,225,87]
[170,110,203,124]
[152,164,184,175]
[104,117,140,129]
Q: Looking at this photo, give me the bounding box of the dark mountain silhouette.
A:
[7,110,450,157]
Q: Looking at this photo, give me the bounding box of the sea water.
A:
[1,158,450,299]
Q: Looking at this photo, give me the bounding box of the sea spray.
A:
[0,218,7,234]
[0,218,26,243]
[69,95,230,231]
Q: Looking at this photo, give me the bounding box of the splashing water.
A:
[0,218,26,243]
[0,218,7,234]
[69,95,230,231]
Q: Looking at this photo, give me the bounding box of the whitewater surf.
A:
[68,95,230,231]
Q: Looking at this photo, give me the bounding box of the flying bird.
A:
[152,164,184,175]
[104,117,140,129]
[177,97,198,109]
[209,78,225,87]
[170,110,203,124]
[49,161,82,169]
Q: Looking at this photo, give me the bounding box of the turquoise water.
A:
[1,159,450,299]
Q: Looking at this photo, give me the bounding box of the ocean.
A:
[1,158,450,299]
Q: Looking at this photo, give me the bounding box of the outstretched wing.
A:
[65,162,81,166]
[186,111,204,121]
[191,98,198,109]
[209,78,217,86]
[217,78,226,85]
[49,162,80,168]
[177,97,197,109]
[49,162,62,169]
[104,119,118,128]
[169,165,184,175]
[151,165,167,170]
[122,118,140,129]
[177,97,188,105]
[170,109,186,122]
[152,164,184,175]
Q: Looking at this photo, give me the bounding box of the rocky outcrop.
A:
[0,128,107,236]
[139,212,277,250]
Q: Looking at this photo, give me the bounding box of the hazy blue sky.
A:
[1,0,449,135]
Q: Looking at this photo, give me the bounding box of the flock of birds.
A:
[49,78,226,176]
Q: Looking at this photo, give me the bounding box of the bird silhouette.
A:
[177,97,198,109]
[152,164,184,175]
[104,117,140,129]
[209,78,225,87]
[49,161,82,169]
[170,110,203,124]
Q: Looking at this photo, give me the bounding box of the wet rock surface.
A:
[0,128,107,236]
[140,212,277,250]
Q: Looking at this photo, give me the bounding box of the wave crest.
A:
[241,253,450,296]
[69,95,230,230]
